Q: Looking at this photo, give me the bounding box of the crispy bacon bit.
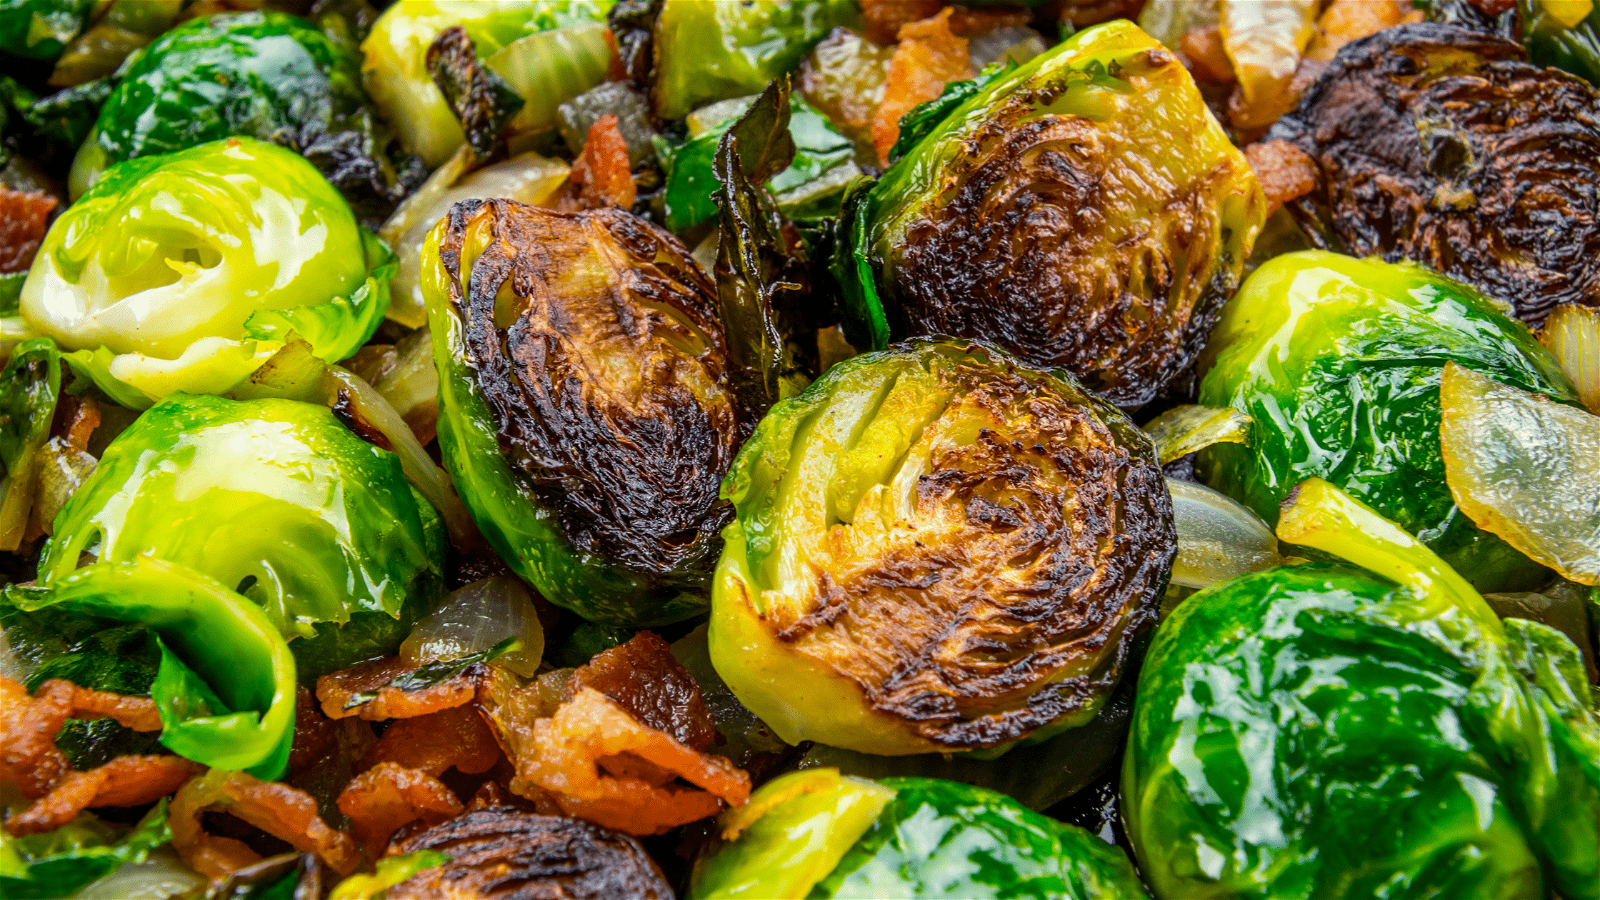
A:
[862,0,940,45]
[503,688,750,836]
[171,769,360,879]
[362,704,501,777]
[316,657,485,721]
[1306,0,1420,62]
[337,761,464,859]
[0,187,57,274]
[945,7,1031,37]
[1181,26,1236,84]
[5,755,199,836]
[1,676,162,799]
[53,395,102,454]
[561,115,636,212]
[1247,138,1319,214]
[872,8,973,166]
[570,632,716,751]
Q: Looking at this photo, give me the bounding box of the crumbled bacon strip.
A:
[337,761,464,859]
[1306,0,1421,62]
[55,395,102,454]
[945,7,1031,36]
[0,188,57,274]
[1,676,162,799]
[862,0,940,45]
[361,704,501,777]
[570,632,716,751]
[316,657,485,721]
[561,115,635,211]
[171,769,360,879]
[872,8,973,166]
[503,688,750,836]
[1247,138,1319,215]
[1181,26,1236,84]
[5,755,199,836]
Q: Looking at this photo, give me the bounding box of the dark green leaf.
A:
[0,800,170,900]
[426,25,525,159]
[887,63,1013,165]
[343,636,520,710]
[546,621,637,668]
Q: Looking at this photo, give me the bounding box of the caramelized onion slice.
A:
[170,769,360,879]
[1541,304,1600,414]
[1441,363,1600,585]
[401,576,543,678]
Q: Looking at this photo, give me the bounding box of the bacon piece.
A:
[1,676,162,799]
[171,769,360,879]
[504,688,750,836]
[361,704,501,777]
[54,395,102,454]
[316,657,485,721]
[1181,26,1236,84]
[5,755,199,836]
[337,761,464,859]
[862,0,939,45]
[1247,138,1318,215]
[561,115,635,212]
[1307,0,1419,62]
[872,8,972,166]
[0,188,57,274]
[570,632,716,751]
[945,7,1030,37]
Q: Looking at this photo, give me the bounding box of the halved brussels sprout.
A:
[39,392,445,678]
[711,338,1173,756]
[690,772,1150,900]
[1200,250,1578,592]
[22,138,392,407]
[1268,22,1600,326]
[421,199,746,627]
[843,19,1265,407]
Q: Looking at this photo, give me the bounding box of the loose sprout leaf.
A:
[885,62,1011,165]
[0,801,172,900]
[1541,303,1600,414]
[426,25,525,160]
[342,637,519,710]
[1142,404,1252,465]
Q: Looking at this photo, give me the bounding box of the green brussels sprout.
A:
[22,137,393,407]
[1124,479,1600,900]
[361,0,614,167]
[689,771,1149,899]
[842,20,1265,407]
[651,0,861,120]
[0,800,171,900]
[421,198,746,627]
[711,338,1172,756]
[0,0,92,62]
[1198,250,1578,592]
[39,392,445,678]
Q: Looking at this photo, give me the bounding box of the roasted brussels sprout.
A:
[421,198,745,627]
[382,808,671,899]
[21,137,393,407]
[711,338,1173,756]
[689,771,1149,899]
[0,0,91,63]
[1199,251,1578,592]
[1268,22,1600,326]
[1124,480,1600,900]
[39,392,445,677]
[842,19,1265,407]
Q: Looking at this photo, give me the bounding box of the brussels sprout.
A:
[1199,250,1578,592]
[0,0,92,62]
[842,20,1265,407]
[711,338,1172,756]
[1124,480,1600,900]
[651,0,862,120]
[22,137,393,407]
[0,800,170,900]
[421,198,746,627]
[1267,22,1600,326]
[39,392,445,678]
[689,772,1149,899]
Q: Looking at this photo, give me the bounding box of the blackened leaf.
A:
[608,0,662,90]
[426,25,525,160]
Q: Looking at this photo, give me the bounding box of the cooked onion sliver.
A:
[1440,363,1600,586]
[1168,478,1283,589]
[1143,405,1253,465]
[1541,303,1600,414]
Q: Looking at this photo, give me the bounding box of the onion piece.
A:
[1540,303,1600,414]
[74,848,203,900]
[1219,0,1318,128]
[1168,477,1283,589]
[1143,405,1252,465]
[32,436,96,537]
[1440,362,1600,586]
[400,575,544,678]
[1138,0,1220,50]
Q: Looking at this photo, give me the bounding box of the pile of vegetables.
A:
[0,0,1597,898]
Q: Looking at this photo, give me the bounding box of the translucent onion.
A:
[1541,303,1600,414]
[1137,0,1220,51]
[371,328,440,443]
[1143,404,1253,465]
[1440,362,1600,586]
[73,849,204,899]
[1168,477,1283,589]
[485,23,611,137]
[1219,0,1319,128]
[32,435,97,536]
[400,575,544,677]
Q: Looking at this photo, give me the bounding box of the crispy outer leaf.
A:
[426,25,525,160]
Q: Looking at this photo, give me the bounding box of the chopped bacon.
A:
[1,676,161,799]
[1247,138,1318,215]
[502,688,750,836]
[1307,0,1420,62]
[945,7,1031,36]
[337,761,464,859]
[5,755,199,836]
[0,188,57,274]
[1181,26,1236,84]
[171,769,360,879]
[570,632,716,751]
[53,395,101,454]
[862,0,940,45]
[872,8,973,166]
[316,657,485,721]
[561,115,635,212]
[361,704,501,777]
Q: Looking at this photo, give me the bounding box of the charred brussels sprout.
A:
[39,392,445,678]
[421,199,745,627]
[689,771,1150,899]
[1199,251,1578,592]
[711,339,1173,756]
[21,138,392,407]
[843,20,1265,408]
[1269,22,1600,326]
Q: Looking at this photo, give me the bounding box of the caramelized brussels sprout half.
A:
[421,199,746,627]
[843,20,1265,407]
[39,392,445,677]
[711,338,1173,756]
[1269,22,1600,326]
[1199,251,1578,592]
